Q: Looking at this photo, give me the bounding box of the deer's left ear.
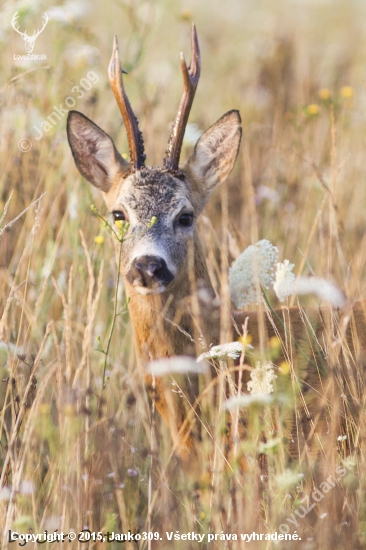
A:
[183,110,242,213]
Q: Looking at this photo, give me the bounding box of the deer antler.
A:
[12,11,27,38]
[108,35,146,172]
[163,23,201,173]
[32,13,49,40]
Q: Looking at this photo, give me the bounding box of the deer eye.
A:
[178,213,194,227]
[112,210,126,222]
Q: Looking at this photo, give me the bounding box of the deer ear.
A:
[67,110,130,192]
[183,110,242,213]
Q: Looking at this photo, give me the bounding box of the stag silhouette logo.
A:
[12,11,48,54]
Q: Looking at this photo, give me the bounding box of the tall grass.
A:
[1,0,366,548]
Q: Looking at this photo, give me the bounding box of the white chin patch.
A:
[134,285,166,296]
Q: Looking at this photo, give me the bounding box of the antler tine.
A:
[108,35,146,171]
[12,11,23,35]
[163,23,201,173]
[33,13,49,39]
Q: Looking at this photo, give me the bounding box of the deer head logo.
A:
[12,11,48,54]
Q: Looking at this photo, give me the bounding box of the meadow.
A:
[1,0,366,548]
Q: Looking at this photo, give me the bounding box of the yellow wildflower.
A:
[318,88,331,100]
[239,334,253,346]
[340,86,354,98]
[94,235,105,245]
[39,403,50,415]
[279,361,291,375]
[306,104,320,116]
[269,336,281,349]
[180,10,192,21]
[115,220,124,229]
[64,404,74,416]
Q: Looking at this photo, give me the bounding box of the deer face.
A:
[104,167,195,294]
[67,26,241,295]
[67,110,241,295]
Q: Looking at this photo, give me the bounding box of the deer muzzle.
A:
[127,255,174,292]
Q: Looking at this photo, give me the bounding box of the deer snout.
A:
[127,255,174,291]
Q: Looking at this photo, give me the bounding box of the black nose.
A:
[127,255,174,289]
[135,256,164,278]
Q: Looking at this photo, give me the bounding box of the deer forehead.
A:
[104,168,193,222]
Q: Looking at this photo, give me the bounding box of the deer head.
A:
[67,26,241,299]
[12,11,48,54]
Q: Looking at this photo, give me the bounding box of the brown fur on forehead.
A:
[126,167,190,216]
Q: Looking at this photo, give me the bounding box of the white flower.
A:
[276,276,346,307]
[0,487,11,501]
[44,515,61,530]
[197,341,245,362]
[273,259,296,301]
[293,277,346,308]
[229,239,278,308]
[182,123,202,146]
[247,361,277,394]
[224,393,274,410]
[48,0,89,23]
[259,437,281,454]
[255,185,280,204]
[147,356,208,376]
[275,469,301,489]
[19,480,35,495]
[64,44,100,65]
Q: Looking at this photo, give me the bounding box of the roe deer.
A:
[67,25,366,465]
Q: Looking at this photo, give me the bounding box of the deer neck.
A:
[125,233,217,362]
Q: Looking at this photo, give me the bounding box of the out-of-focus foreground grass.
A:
[1,0,366,548]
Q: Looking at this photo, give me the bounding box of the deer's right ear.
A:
[183,110,242,213]
[67,111,129,192]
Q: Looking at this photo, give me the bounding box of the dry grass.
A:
[1,0,366,548]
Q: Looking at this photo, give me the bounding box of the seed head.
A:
[247,361,277,395]
[229,239,278,308]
